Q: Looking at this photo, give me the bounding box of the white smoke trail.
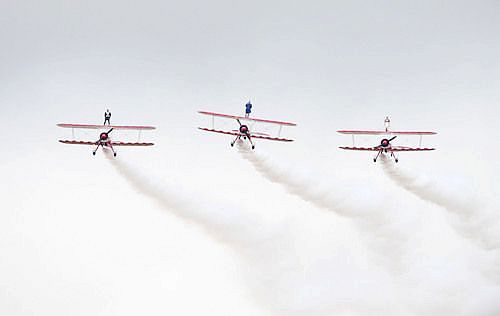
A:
[380,155,500,251]
[103,150,260,246]
[236,142,413,268]
[103,150,500,315]
[102,151,401,314]
[237,142,372,218]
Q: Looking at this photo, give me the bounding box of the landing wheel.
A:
[93,152,96,156]
[373,158,376,162]
[252,145,255,150]
[114,153,117,157]
[231,143,234,147]
[395,159,398,163]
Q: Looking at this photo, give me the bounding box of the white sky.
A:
[1,1,499,315]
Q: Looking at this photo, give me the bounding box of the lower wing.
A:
[339,146,435,151]
[198,127,239,136]
[59,140,154,146]
[391,146,435,151]
[199,128,294,142]
[339,146,379,151]
[337,130,436,135]
[59,140,97,145]
[111,142,154,146]
[250,134,294,142]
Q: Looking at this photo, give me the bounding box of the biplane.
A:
[57,123,156,157]
[198,111,296,149]
[337,117,436,162]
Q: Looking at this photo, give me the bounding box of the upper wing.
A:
[198,111,297,126]
[57,123,156,130]
[337,130,436,135]
[110,142,154,146]
[59,140,97,145]
[339,146,435,151]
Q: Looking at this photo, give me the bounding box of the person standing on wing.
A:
[104,109,111,125]
[245,100,252,118]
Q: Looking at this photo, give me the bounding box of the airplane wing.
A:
[339,146,380,151]
[339,146,435,151]
[198,128,294,142]
[59,140,154,146]
[198,127,240,136]
[233,130,270,136]
[198,111,297,126]
[390,146,435,151]
[110,142,154,146]
[337,130,436,135]
[59,140,97,145]
[57,123,156,130]
[249,135,294,142]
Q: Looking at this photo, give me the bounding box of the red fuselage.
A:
[239,125,249,134]
[99,132,111,146]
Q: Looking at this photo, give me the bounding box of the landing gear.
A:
[390,150,398,163]
[231,135,241,147]
[109,146,117,157]
[373,150,382,162]
[93,143,102,156]
[247,135,255,150]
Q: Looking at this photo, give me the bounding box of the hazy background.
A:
[1,0,499,315]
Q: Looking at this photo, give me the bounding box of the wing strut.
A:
[419,135,422,147]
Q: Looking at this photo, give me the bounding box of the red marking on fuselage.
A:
[240,125,249,134]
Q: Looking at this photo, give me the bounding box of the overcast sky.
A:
[1,1,499,315]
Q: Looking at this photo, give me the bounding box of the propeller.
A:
[107,128,114,134]
[236,119,242,126]
[378,135,397,147]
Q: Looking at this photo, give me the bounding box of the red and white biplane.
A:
[198,111,296,149]
[337,117,436,162]
[57,123,156,157]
